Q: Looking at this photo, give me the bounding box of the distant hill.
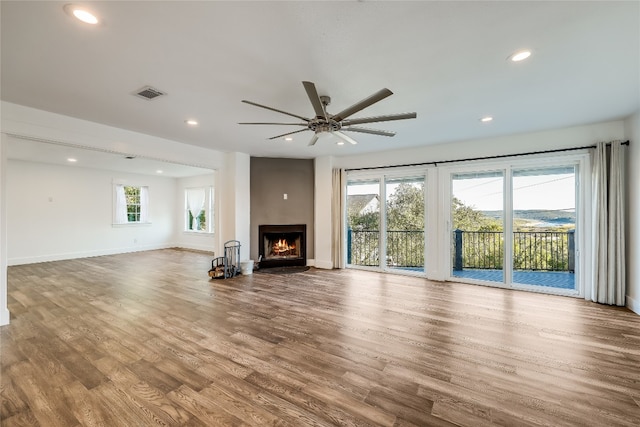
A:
[482,209,575,226]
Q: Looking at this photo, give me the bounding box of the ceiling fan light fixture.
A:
[509,49,532,62]
[64,4,99,24]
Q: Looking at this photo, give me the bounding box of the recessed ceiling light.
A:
[67,158,77,162]
[185,119,198,126]
[509,50,532,62]
[156,170,163,174]
[64,4,99,25]
[336,141,345,146]
[284,137,293,141]
[480,116,493,123]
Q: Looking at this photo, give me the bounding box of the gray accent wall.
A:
[250,157,314,262]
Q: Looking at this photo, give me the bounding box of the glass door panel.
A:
[512,167,577,291]
[451,171,504,284]
[385,176,425,273]
[346,179,381,267]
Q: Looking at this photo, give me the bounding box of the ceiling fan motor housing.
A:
[309,117,341,133]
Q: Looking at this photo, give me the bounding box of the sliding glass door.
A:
[346,172,426,273]
[448,162,579,294]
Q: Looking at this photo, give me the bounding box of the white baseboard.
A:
[314,260,334,269]
[626,295,640,316]
[0,307,10,326]
[175,244,216,254]
[7,244,174,266]
[305,259,315,267]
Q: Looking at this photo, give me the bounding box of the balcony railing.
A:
[348,229,575,272]
[348,229,423,268]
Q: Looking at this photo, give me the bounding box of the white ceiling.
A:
[2,1,639,166]
[5,135,214,178]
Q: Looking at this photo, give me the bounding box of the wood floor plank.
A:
[6,361,80,426]
[2,248,640,426]
[166,385,248,427]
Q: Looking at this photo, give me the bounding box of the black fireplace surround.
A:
[258,224,306,268]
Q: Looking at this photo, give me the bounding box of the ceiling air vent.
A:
[133,86,166,100]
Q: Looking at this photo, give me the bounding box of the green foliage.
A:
[452,197,502,231]
[346,194,380,231]
[187,210,207,231]
[386,182,424,231]
[124,186,141,222]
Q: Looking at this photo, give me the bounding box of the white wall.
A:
[314,156,334,269]
[7,160,177,265]
[219,152,251,261]
[0,135,10,325]
[625,111,640,314]
[176,173,217,253]
[333,120,626,170]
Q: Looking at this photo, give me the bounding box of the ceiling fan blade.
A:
[308,134,319,146]
[239,122,307,126]
[342,126,396,137]
[332,88,393,122]
[342,112,417,126]
[302,81,326,119]
[267,128,309,140]
[332,131,358,145]
[242,100,310,122]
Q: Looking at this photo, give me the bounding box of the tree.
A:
[386,182,424,230]
[452,197,501,231]
[347,195,380,231]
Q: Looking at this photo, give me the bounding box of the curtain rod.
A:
[345,140,630,172]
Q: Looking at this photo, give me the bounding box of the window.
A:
[114,185,149,224]
[185,186,214,233]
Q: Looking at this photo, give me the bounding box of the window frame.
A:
[113,184,150,226]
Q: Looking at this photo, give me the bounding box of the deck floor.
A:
[390,267,576,290]
[452,269,576,289]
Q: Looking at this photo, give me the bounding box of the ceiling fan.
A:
[239,81,417,146]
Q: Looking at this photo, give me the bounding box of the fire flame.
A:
[273,239,295,254]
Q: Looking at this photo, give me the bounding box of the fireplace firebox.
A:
[258,224,306,268]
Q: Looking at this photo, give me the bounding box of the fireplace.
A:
[258,224,306,268]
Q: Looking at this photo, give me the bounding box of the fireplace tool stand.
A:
[208,240,241,279]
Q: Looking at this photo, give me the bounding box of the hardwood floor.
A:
[2,248,640,426]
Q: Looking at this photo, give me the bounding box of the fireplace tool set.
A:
[208,240,241,279]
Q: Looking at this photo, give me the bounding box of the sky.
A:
[454,174,575,211]
[348,172,576,212]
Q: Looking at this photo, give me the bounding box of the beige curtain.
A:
[331,168,345,268]
[591,140,626,305]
